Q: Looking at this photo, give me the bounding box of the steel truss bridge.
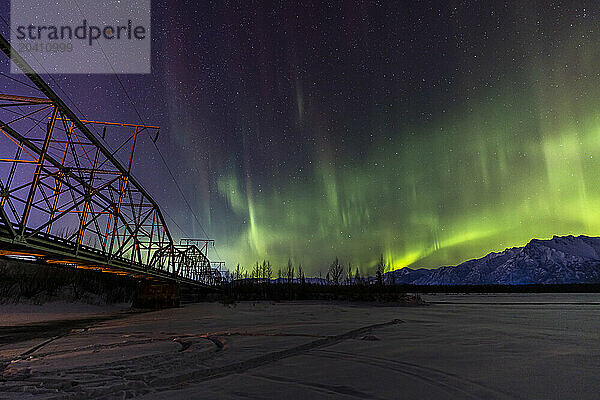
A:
[0,34,222,287]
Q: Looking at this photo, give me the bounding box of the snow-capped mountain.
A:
[386,235,600,285]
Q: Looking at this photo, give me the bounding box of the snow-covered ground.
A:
[0,301,131,326]
[1,295,599,399]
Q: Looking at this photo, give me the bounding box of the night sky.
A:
[2,1,600,275]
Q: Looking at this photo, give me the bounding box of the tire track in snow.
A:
[150,319,405,389]
[314,349,523,400]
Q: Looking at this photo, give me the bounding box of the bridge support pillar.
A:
[133,279,180,309]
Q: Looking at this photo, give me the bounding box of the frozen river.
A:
[1,294,599,399]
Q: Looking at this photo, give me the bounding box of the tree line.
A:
[225,254,396,286]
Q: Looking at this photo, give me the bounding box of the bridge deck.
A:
[0,222,211,288]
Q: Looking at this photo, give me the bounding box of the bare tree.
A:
[376,254,385,286]
[385,259,396,285]
[354,267,362,285]
[261,260,268,280]
[265,261,273,281]
[328,257,344,285]
[298,264,305,285]
[252,262,260,280]
[286,258,294,284]
[346,263,353,285]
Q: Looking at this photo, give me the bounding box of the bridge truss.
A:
[0,34,221,286]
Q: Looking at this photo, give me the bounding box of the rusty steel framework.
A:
[0,34,221,286]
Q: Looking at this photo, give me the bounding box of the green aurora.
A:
[216,61,600,273]
[144,3,600,275]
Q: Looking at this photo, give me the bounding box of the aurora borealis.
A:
[3,1,600,274]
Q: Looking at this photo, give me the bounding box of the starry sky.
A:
[2,1,600,275]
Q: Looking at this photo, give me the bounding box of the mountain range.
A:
[386,235,600,285]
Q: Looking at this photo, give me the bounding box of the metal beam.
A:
[0,33,173,245]
[20,106,58,234]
